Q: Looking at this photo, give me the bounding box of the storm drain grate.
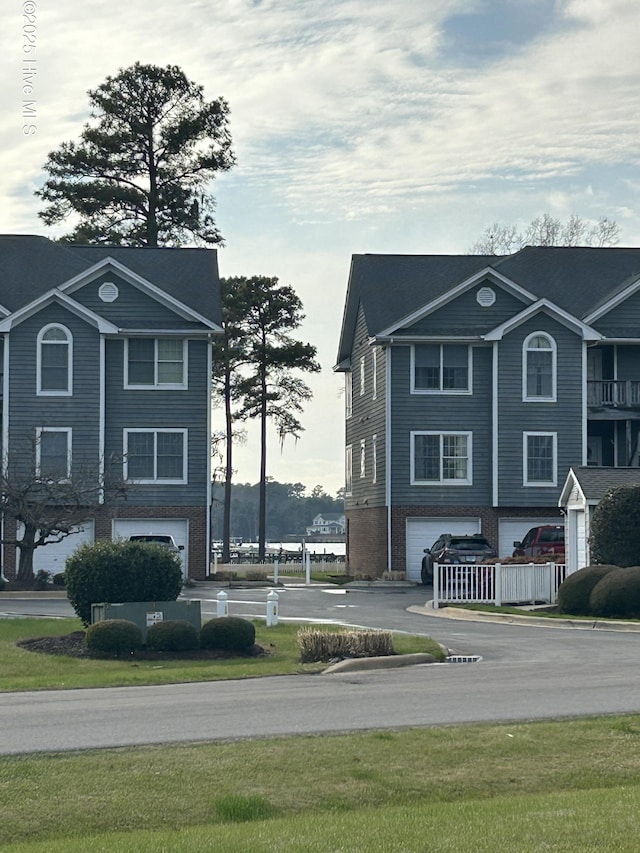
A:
[446,654,482,663]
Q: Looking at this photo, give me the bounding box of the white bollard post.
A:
[216,590,228,617]
[214,552,218,574]
[273,559,279,585]
[266,590,279,627]
[305,551,311,586]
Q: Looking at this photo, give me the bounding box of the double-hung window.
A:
[523,333,556,401]
[124,429,187,483]
[345,373,352,419]
[412,344,470,393]
[345,445,353,496]
[523,432,557,486]
[37,324,72,395]
[125,338,187,388]
[411,431,471,484]
[360,439,366,478]
[36,427,71,481]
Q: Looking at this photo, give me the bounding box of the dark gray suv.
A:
[421,534,496,585]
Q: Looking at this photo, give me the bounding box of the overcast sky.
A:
[3,0,640,495]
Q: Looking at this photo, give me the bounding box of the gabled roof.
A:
[0,235,221,326]
[0,289,119,333]
[559,466,640,506]
[336,246,640,367]
[484,299,602,341]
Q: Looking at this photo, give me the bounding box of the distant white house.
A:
[306,513,346,536]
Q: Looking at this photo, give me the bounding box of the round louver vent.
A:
[99,281,119,302]
[476,286,496,307]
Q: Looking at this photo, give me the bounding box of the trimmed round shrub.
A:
[146,620,199,652]
[557,565,619,615]
[589,566,640,619]
[200,616,255,652]
[65,539,182,626]
[85,619,143,656]
[590,485,640,567]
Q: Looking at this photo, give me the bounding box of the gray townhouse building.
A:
[0,235,221,580]
[336,246,640,580]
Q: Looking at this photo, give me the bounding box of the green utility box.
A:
[90,600,202,640]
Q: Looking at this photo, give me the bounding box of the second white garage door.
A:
[112,519,189,576]
[405,517,481,583]
[498,517,564,559]
[23,521,95,576]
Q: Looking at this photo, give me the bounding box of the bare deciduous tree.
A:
[469,214,620,255]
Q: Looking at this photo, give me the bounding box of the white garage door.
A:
[498,518,563,560]
[405,517,481,582]
[112,519,188,575]
[24,521,95,575]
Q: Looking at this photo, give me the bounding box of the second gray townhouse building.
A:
[0,234,221,580]
[336,246,640,580]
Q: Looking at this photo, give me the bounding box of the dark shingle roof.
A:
[570,467,640,501]
[0,235,220,322]
[336,247,640,366]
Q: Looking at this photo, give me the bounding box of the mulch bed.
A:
[17,632,268,660]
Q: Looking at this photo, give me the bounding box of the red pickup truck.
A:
[512,525,565,558]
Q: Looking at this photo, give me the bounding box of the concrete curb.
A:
[322,652,437,674]
[407,601,640,632]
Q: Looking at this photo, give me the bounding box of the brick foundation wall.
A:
[3,505,208,581]
[346,506,388,576]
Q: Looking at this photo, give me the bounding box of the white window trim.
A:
[35,426,72,481]
[522,332,557,402]
[345,444,353,496]
[360,438,366,479]
[372,434,377,484]
[410,344,473,395]
[359,355,365,396]
[372,349,377,400]
[345,372,353,419]
[37,323,73,396]
[124,428,188,484]
[410,430,472,485]
[124,338,188,389]
[523,431,557,487]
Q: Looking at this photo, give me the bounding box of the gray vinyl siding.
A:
[390,343,493,505]
[497,316,583,505]
[104,338,210,505]
[591,291,640,338]
[396,284,529,337]
[7,306,101,476]
[344,305,386,509]
[72,273,202,329]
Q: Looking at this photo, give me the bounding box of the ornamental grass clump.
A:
[298,628,395,663]
[557,564,619,615]
[85,619,143,657]
[200,616,256,652]
[145,619,199,652]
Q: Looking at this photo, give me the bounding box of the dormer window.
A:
[523,332,556,401]
[37,324,72,395]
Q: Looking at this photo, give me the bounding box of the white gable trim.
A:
[59,256,222,332]
[0,289,119,333]
[483,299,602,342]
[559,468,586,507]
[583,273,640,324]
[377,267,537,337]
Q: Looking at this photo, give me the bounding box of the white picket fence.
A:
[433,562,568,609]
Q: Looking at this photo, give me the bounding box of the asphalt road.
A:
[2,584,640,754]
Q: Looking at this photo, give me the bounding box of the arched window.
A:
[523,332,555,401]
[37,324,72,395]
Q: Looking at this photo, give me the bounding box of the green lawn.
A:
[0,618,445,691]
[2,717,640,850]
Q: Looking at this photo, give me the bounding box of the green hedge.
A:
[589,566,640,619]
[85,619,143,656]
[200,617,256,652]
[65,539,182,626]
[557,565,619,615]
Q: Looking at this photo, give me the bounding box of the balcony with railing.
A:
[587,380,640,408]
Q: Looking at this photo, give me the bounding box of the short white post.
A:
[216,590,228,617]
[266,590,279,627]
[273,558,279,585]
[433,563,439,609]
[214,552,218,574]
[305,551,311,586]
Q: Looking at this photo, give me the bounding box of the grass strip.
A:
[2,717,640,847]
[0,618,444,691]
